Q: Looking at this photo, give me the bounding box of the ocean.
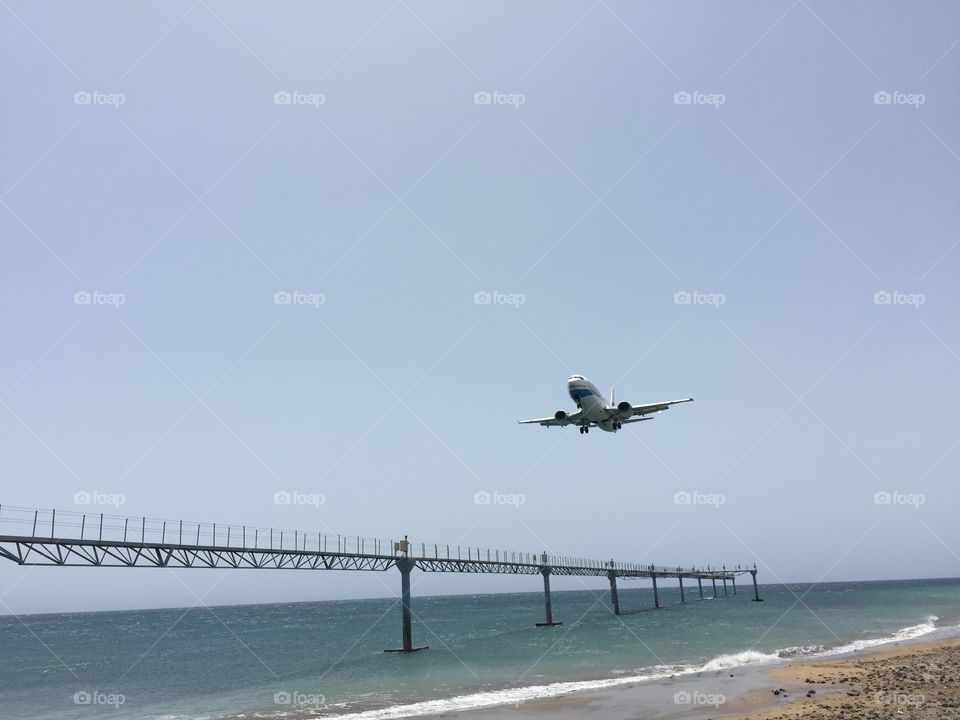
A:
[2,578,958,719]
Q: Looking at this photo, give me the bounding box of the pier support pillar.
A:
[711,577,717,597]
[386,557,427,652]
[651,573,660,608]
[607,570,620,616]
[750,568,763,602]
[723,577,728,596]
[536,567,562,626]
[679,576,685,603]
[732,576,737,595]
[698,577,703,599]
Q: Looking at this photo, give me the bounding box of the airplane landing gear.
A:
[579,425,589,434]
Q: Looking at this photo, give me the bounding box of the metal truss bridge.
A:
[0,505,761,652]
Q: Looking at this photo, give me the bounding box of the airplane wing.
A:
[616,398,694,418]
[518,409,583,427]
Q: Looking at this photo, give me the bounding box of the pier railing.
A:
[0,504,393,556]
[0,505,745,576]
[0,503,763,652]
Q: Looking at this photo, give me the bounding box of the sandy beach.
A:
[725,636,960,720]
[446,636,960,720]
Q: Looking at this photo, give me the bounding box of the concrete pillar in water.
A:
[536,566,562,626]
[712,577,717,597]
[679,575,685,603]
[651,573,660,608]
[750,566,763,602]
[385,556,427,652]
[723,577,728,596]
[698,577,703,599]
[607,569,620,616]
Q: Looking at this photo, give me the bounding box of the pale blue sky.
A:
[1,1,959,613]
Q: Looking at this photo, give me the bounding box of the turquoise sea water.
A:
[2,578,959,719]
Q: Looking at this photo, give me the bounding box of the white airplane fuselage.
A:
[567,376,619,432]
[519,374,692,433]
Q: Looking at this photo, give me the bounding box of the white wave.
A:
[895,615,939,640]
[306,652,782,720]
[819,615,939,656]
[700,650,780,671]
[303,616,948,720]
[778,645,828,658]
[308,672,678,720]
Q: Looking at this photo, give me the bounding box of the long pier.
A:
[0,505,761,652]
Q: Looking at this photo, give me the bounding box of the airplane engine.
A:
[554,410,567,421]
[617,401,632,414]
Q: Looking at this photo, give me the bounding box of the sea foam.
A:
[305,615,947,720]
[819,615,940,656]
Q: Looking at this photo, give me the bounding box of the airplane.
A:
[519,375,693,434]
